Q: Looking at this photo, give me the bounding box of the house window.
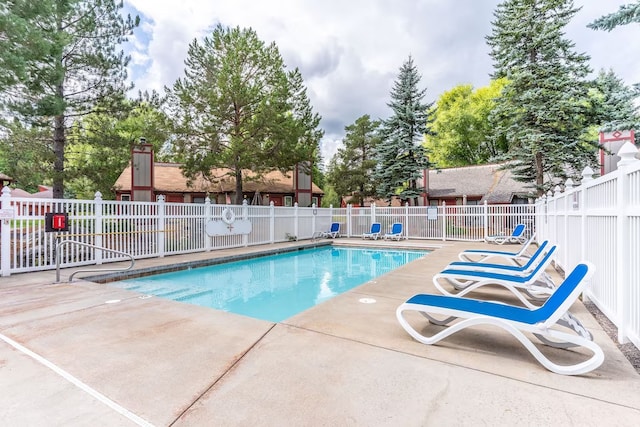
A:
[284,196,293,207]
[466,199,479,206]
[429,200,439,207]
[121,194,131,201]
[312,197,319,207]
[192,197,205,204]
[512,196,529,204]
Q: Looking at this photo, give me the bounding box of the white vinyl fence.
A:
[536,142,640,351]
[0,187,534,277]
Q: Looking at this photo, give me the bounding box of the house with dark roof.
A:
[343,163,533,207]
[425,163,533,206]
[113,162,324,207]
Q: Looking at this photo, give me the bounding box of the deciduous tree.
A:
[425,79,508,167]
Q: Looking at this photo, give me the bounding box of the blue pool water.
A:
[110,246,428,322]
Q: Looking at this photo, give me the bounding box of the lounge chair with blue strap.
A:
[322,222,340,239]
[448,240,551,276]
[433,244,557,305]
[459,233,537,265]
[485,223,527,245]
[362,222,382,240]
[383,223,403,241]
[396,262,604,375]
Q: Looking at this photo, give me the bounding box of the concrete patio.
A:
[1,240,639,426]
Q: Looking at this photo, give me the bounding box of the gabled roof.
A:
[9,188,31,197]
[113,162,324,194]
[428,163,533,203]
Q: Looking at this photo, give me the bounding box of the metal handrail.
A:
[55,240,135,283]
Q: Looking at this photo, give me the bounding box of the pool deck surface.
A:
[1,239,639,426]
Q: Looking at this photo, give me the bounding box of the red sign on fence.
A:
[45,212,69,232]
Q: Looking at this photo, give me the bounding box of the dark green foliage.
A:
[0,121,54,193]
[487,0,598,196]
[0,0,139,198]
[374,56,433,204]
[65,97,173,199]
[587,69,640,143]
[166,25,323,204]
[326,115,381,206]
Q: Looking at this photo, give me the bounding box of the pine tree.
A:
[167,25,323,204]
[374,56,433,205]
[0,0,139,198]
[588,69,640,142]
[588,1,640,31]
[326,115,381,205]
[487,0,598,196]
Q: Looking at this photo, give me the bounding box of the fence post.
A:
[293,202,299,240]
[312,202,317,235]
[346,204,352,237]
[614,142,639,343]
[94,192,103,265]
[579,167,594,301]
[204,196,212,252]
[404,202,409,239]
[564,179,576,271]
[483,200,488,241]
[1,186,12,276]
[157,195,166,258]
[242,200,249,246]
[370,202,376,225]
[270,202,275,243]
[441,201,447,241]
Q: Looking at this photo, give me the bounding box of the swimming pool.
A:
[109,246,428,322]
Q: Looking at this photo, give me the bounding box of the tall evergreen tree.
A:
[588,1,640,31]
[166,25,323,204]
[487,0,598,196]
[326,115,381,205]
[374,56,433,205]
[588,69,640,143]
[0,0,139,198]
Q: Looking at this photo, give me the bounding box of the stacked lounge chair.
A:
[395,237,604,375]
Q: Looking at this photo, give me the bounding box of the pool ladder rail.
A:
[55,239,135,283]
[311,231,326,241]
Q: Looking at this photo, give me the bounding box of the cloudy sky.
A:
[123,0,640,164]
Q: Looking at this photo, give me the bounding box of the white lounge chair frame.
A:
[448,240,550,275]
[384,223,403,241]
[459,233,537,265]
[485,223,527,245]
[397,262,604,375]
[322,223,340,239]
[362,223,382,240]
[433,245,557,305]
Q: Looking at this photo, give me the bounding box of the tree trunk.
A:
[535,151,544,197]
[53,112,65,199]
[234,169,244,204]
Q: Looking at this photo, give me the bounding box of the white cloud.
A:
[124,0,640,163]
